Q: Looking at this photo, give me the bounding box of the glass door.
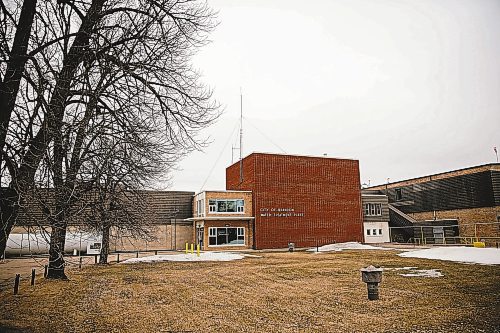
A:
[196,227,204,248]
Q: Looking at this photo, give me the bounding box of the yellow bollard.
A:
[197,244,200,257]
[190,243,194,254]
[185,242,188,254]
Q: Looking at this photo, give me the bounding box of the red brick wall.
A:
[226,153,363,249]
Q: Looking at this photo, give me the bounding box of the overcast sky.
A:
[169,0,500,192]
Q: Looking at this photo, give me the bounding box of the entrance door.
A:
[196,227,204,248]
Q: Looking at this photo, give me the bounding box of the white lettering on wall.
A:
[259,207,304,218]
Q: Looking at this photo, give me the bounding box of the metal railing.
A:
[389,221,500,247]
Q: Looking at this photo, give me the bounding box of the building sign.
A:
[259,208,304,218]
[87,242,102,255]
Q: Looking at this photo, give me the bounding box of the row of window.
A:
[208,227,245,246]
[209,199,244,213]
[195,198,245,215]
[367,229,383,236]
[364,203,382,216]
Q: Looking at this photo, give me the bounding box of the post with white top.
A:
[360,265,383,300]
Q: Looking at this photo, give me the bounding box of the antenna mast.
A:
[239,88,243,183]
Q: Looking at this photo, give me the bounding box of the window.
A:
[372,229,377,236]
[395,188,403,201]
[367,229,371,236]
[364,203,382,216]
[237,200,244,212]
[208,199,244,213]
[209,200,216,212]
[196,199,204,217]
[208,227,245,246]
[378,229,383,235]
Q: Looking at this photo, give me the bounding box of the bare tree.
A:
[0,0,220,277]
[0,0,38,258]
[78,106,169,265]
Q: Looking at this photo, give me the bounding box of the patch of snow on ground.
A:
[122,252,246,263]
[308,242,394,253]
[399,269,443,278]
[398,247,500,265]
[384,267,443,277]
[242,254,262,258]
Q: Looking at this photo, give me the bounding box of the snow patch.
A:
[399,269,443,278]
[122,252,246,263]
[384,267,443,277]
[242,254,262,258]
[398,247,500,265]
[308,242,394,253]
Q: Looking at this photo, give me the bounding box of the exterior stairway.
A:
[388,204,417,242]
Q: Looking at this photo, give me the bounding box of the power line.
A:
[199,119,240,192]
[243,116,287,154]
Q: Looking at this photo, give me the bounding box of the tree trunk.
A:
[0,188,19,258]
[0,0,37,258]
[47,139,68,281]
[0,0,37,154]
[46,218,68,279]
[99,221,110,264]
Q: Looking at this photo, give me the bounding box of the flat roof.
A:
[227,151,358,169]
[366,162,500,189]
[194,190,252,195]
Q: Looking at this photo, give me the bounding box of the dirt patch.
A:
[0,250,499,332]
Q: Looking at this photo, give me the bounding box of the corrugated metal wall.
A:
[384,171,496,213]
[491,171,500,207]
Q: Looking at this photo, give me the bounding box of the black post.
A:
[316,241,319,252]
[117,253,120,263]
[14,274,20,295]
[30,269,35,286]
[94,254,97,264]
[79,257,83,269]
[155,250,158,256]
[44,265,48,278]
[136,252,139,258]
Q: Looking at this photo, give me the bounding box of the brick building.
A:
[6,190,194,254]
[226,153,364,249]
[366,163,500,245]
[188,190,254,250]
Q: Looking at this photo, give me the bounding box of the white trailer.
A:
[5,232,102,256]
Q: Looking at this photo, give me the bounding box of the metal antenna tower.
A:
[239,88,243,183]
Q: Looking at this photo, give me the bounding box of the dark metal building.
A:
[367,163,500,245]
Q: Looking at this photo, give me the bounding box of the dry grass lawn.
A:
[1,249,499,333]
